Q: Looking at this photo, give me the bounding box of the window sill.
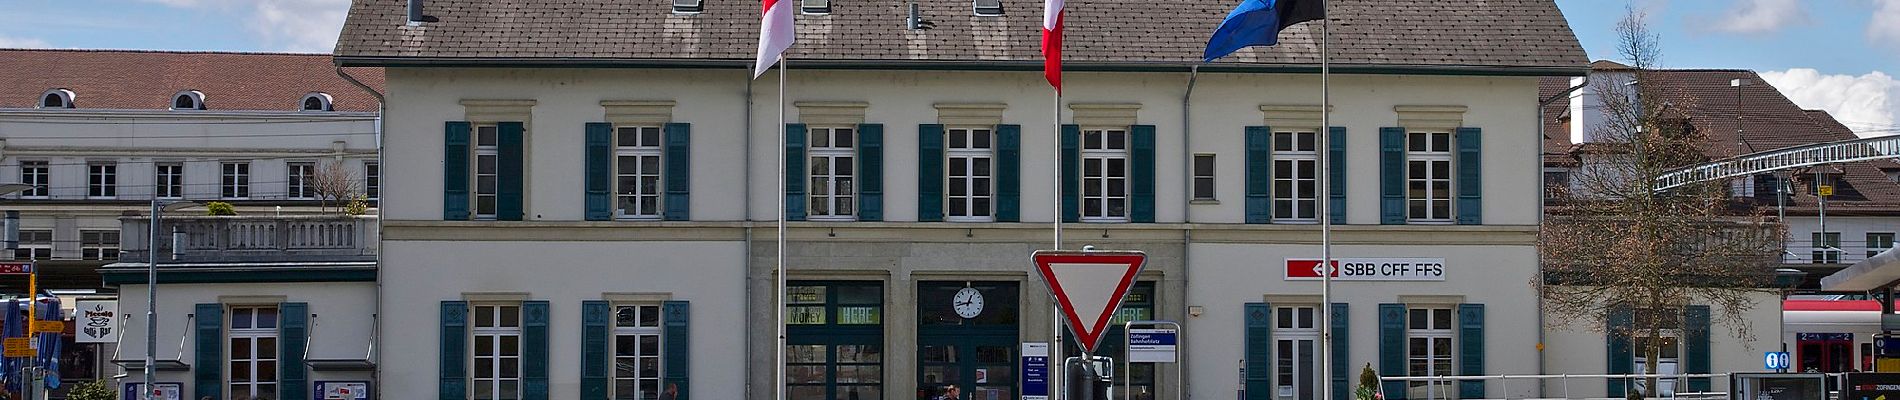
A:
[945,218,998,223]
[1189,199,1219,205]
[1079,218,1130,223]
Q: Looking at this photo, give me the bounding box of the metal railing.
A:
[1655,136,1900,191]
[119,215,377,263]
[1784,239,1895,265]
[1379,373,1731,400]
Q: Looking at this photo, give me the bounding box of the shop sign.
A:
[1285,258,1447,281]
[317,381,370,400]
[75,300,118,343]
[1845,373,1900,400]
[122,382,182,400]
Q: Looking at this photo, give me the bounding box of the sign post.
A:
[1033,250,1147,400]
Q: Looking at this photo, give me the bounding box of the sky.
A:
[0,0,1895,137]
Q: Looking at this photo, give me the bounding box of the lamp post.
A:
[0,183,37,400]
[145,200,197,400]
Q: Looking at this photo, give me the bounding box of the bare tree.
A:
[1616,4,1662,69]
[1541,6,1785,398]
[310,161,361,213]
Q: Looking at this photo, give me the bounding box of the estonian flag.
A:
[1203,0,1325,62]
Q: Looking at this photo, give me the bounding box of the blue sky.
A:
[0,0,1895,135]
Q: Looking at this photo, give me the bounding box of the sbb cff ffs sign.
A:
[1285,258,1447,281]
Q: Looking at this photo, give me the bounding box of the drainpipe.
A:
[335,65,385,399]
[742,68,757,400]
[1536,76,1586,395]
[1177,65,1199,397]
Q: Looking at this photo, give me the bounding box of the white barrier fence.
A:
[1378,373,1736,400]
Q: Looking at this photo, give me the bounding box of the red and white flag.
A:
[754,0,795,78]
[1042,0,1063,92]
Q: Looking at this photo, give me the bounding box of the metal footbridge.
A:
[1654,135,1900,191]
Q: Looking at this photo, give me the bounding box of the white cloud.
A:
[1706,0,1807,34]
[140,0,350,53]
[1759,68,1900,137]
[0,36,51,48]
[1872,0,1900,50]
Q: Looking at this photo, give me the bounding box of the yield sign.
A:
[1033,250,1147,353]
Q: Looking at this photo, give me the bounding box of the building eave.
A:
[334,56,1590,77]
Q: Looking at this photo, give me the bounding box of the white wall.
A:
[115,282,377,396]
[1543,292,1783,398]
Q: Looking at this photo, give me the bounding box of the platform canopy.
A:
[1821,247,1900,292]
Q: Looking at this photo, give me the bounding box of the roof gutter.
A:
[336,56,1590,77]
[334,64,386,400]
[1534,76,1587,391]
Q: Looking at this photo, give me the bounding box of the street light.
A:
[145,200,197,400]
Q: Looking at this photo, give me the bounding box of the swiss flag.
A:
[754,0,795,78]
[1041,0,1063,92]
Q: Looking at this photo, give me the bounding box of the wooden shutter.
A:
[1685,305,1712,392]
[1457,304,1485,399]
[194,303,223,400]
[440,301,469,400]
[1331,303,1350,400]
[1606,307,1633,397]
[995,124,1022,222]
[1130,125,1157,223]
[1244,126,1271,224]
[1244,302,1272,400]
[857,123,884,221]
[443,121,472,220]
[522,301,550,400]
[1328,127,1347,225]
[664,123,693,221]
[584,123,612,221]
[279,302,310,400]
[664,301,692,400]
[1379,128,1406,225]
[785,124,808,221]
[581,301,609,400]
[1378,303,1406,400]
[1455,127,1482,225]
[917,124,946,222]
[1060,125,1080,223]
[496,121,526,221]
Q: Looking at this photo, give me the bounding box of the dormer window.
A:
[672,0,703,13]
[172,90,206,110]
[301,92,334,112]
[974,0,1003,16]
[801,0,829,14]
[39,89,74,109]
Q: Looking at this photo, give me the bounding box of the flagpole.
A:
[1050,79,1066,400]
[775,55,789,400]
[1318,4,1335,400]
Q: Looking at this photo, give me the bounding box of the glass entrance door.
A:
[918,282,1019,400]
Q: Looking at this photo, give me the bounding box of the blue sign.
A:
[121,382,182,400]
[1129,331,1178,345]
[1128,328,1179,363]
[1022,343,1049,400]
[1765,351,1791,370]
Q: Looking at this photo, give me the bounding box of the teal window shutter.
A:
[785,124,808,221]
[523,301,550,400]
[1457,304,1485,399]
[1378,128,1406,225]
[1606,307,1633,397]
[857,123,885,221]
[664,301,692,400]
[1244,302,1272,400]
[1244,126,1272,224]
[1328,127,1347,225]
[443,121,472,220]
[664,123,693,221]
[917,124,946,222]
[1455,127,1482,225]
[584,123,612,221]
[995,125,1022,222]
[496,121,526,221]
[1130,125,1157,223]
[279,302,310,400]
[1331,303,1350,400]
[1061,124,1080,223]
[440,301,469,400]
[194,303,223,400]
[1378,303,1406,400]
[581,301,609,400]
[1685,305,1712,392]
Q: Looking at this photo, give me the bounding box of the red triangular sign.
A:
[1033,250,1147,353]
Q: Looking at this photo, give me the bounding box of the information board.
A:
[1022,342,1049,400]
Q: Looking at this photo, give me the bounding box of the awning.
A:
[1821,247,1900,291]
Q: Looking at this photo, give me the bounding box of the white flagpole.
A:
[1051,78,1066,400]
[775,55,789,400]
[1318,4,1335,400]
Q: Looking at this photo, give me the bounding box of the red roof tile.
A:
[0,49,384,112]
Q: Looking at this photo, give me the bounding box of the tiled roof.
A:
[0,49,384,112]
[1540,76,1577,167]
[335,0,1588,72]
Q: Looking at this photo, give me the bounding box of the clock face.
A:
[953,287,985,319]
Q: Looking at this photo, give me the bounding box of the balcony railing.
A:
[119,215,377,264]
[1784,239,1894,265]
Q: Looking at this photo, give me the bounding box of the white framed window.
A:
[1081,128,1129,222]
[18,161,47,198]
[288,162,317,200]
[808,127,857,221]
[39,88,74,109]
[1813,232,1843,264]
[80,230,119,261]
[1192,154,1216,201]
[172,90,206,110]
[222,162,251,199]
[228,306,280,400]
[88,162,117,198]
[1868,233,1894,258]
[473,304,523,400]
[156,163,184,199]
[300,92,333,112]
[364,162,380,200]
[1406,307,1454,393]
[475,125,501,220]
[14,230,50,260]
[616,126,664,220]
[1407,132,1454,223]
[1272,131,1319,222]
[1628,307,1682,397]
[613,304,664,400]
[947,127,995,221]
[1274,306,1319,400]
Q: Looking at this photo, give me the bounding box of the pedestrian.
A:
[932,385,960,400]
[660,382,679,400]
